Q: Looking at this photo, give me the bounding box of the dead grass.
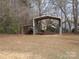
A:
[0,34,79,59]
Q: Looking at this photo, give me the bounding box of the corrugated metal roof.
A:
[34,16,61,21]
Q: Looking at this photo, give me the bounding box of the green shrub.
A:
[0,15,19,34]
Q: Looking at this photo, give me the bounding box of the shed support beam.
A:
[59,20,62,35]
[33,19,36,35]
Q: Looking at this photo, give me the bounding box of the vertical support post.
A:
[59,19,62,35]
[33,19,36,35]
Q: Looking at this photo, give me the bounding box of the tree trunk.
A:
[73,0,78,32]
[59,6,71,32]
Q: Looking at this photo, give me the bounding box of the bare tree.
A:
[54,0,72,32]
[72,0,78,32]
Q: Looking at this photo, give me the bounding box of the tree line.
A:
[0,0,79,34]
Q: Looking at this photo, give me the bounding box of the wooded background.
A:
[0,0,79,34]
